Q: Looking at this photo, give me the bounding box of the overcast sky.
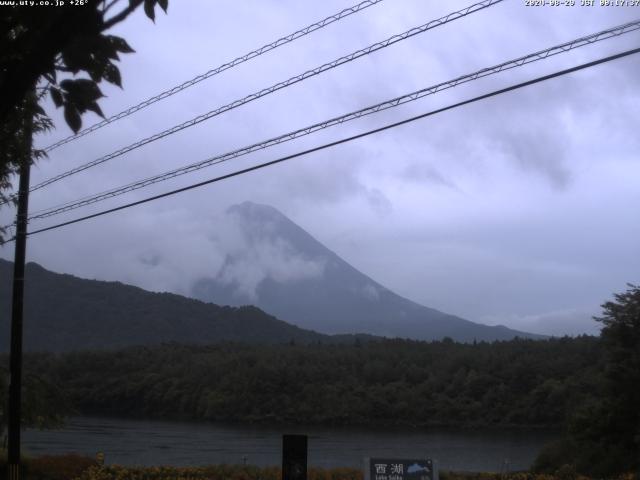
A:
[2,0,639,336]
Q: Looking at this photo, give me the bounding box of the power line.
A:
[25,19,640,222]
[42,0,386,153]
[20,46,640,239]
[26,0,503,195]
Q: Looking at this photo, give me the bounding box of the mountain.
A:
[191,201,541,342]
[0,259,369,352]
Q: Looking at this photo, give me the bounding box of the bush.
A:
[72,464,363,480]
[532,438,579,474]
[0,454,96,480]
[27,454,96,480]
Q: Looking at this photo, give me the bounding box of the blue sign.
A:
[369,458,433,480]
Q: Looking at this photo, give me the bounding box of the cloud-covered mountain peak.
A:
[227,201,288,227]
[226,201,333,261]
[193,202,542,342]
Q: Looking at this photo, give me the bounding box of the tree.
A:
[0,365,70,446]
[534,284,640,477]
[0,0,169,241]
[588,283,640,474]
[0,0,171,445]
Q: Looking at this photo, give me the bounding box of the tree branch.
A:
[102,0,121,15]
[102,0,144,30]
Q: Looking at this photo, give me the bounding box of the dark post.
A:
[7,115,32,480]
[282,434,307,480]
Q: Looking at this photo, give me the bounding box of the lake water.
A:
[23,416,557,472]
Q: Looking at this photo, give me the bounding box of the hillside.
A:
[0,259,343,352]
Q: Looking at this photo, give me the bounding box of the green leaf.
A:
[43,68,57,84]
[59,79,105,125]
[50,88,63,108]
[62,79,104,102]
[99,35,122,60]
[157,0,168,12]
[86,101,105,118]
[61,41,91,74]
[86,62,103,82]
[63,105,82,133]
[103,64,122,88]
[108,35,135,54]
[144,0,155,21]
[59,79,77,93]
[33,104,46,116]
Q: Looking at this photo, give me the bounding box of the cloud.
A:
[138,252,162,267]
[360,283,380,301]
[401,163,457,189]
[211,207,327,300]
[366,187,393,217]
[216,239,326,301]
[481,308,602,337]
[495,127,571,190]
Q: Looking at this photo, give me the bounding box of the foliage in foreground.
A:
[71,464,359,480]
[0,454,637,480]
[533,284,640,477]
[69,464,638,480]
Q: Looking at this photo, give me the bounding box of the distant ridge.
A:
[192,201,542,342]
[0,259,372,352]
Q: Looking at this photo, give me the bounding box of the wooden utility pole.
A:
[7,110,32,480]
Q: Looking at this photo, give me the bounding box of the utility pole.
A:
[7,107,32,480]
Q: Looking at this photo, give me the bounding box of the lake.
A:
[23,416,557,472]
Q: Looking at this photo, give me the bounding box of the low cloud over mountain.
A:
[192,202,541,341]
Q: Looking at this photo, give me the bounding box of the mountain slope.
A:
[0,259,345,352]
[191,201,540,342]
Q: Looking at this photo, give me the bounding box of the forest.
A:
[16,336,602,428]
